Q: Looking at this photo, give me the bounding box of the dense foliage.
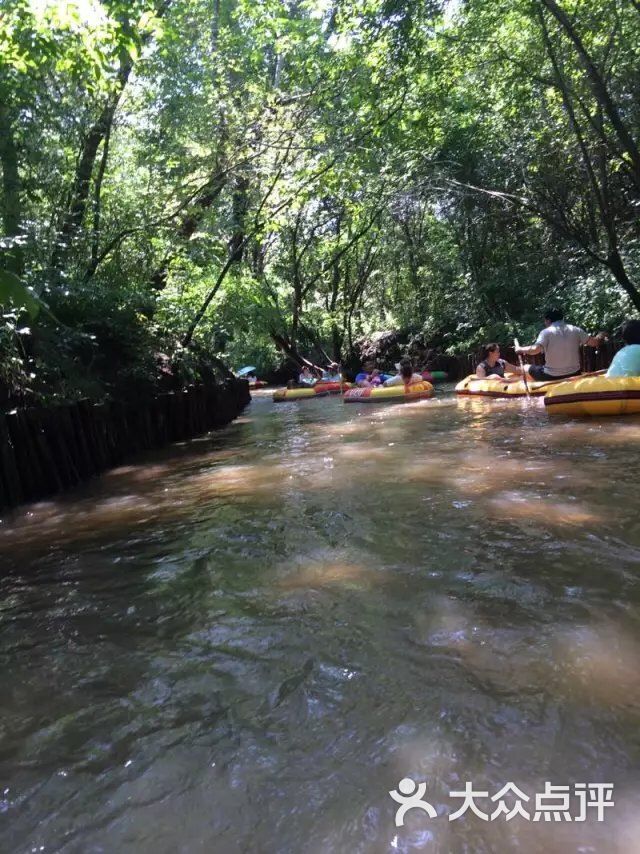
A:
[1,0,639,403]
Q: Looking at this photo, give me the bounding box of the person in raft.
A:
[384,357,424,387]
[298,365,316,386]
[475,343,523,380]
[515,307,604,382]
[286,365,317,389]
[607,319,640,377]
[355,361,384,387]
[321,362,343,382]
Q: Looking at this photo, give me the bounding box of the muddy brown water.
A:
[1,389,640,853]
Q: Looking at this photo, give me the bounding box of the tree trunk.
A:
[89,118,112,273]
[330,322,343,362]
[0,98,23,274]
[229,175,249,262]
[291,283,302,349]
[540,0,640,190]
[51,1,171,283]
[270,332,322,371]
[181,229,255,347]
[211,0,220,51]
[606,249,640,311]
[50,63,131,282]
[147,169,227,290]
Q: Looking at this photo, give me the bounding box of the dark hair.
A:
[621,319,640,345]
[482,343,500,360]
[399,357,413,380]
[544,307,564,322]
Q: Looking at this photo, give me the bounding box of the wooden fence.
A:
[0,379,250,511]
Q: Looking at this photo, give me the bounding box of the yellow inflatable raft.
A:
[545,375,640,416]
[273,381,350,402]
[455,373,571,398]
[343,381,434,403]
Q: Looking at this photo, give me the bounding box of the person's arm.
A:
[503,360,523,374]
[383,374,402,387]
[515,343,543,356]
[516,328,546,357]
[584,332,606,347]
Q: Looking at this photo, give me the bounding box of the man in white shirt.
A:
[515,308,604,381]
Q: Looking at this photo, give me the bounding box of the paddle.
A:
[514,338,531,397]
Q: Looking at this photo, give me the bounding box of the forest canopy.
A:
[1,0,639,402]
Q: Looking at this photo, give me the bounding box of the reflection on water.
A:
[1,392,640,852]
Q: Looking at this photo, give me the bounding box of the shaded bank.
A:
[0,379,250,511]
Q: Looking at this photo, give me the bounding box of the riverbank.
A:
[0,378,250,511]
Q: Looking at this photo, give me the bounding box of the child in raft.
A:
[475,343,523,380]
[355,362,384,387]
[286,364,317,389]
[383,358,424,386]
[298,365,316,385]
[606,319,640,377]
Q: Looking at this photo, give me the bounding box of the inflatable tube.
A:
[343,381,434,403]
[421,370,448,383]
[455,373,570,398]
[544,375,640,416]
[273,381,351,402]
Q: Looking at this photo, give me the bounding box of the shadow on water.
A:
[1,394,640,851]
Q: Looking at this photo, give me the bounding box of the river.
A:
[1,388,640,853]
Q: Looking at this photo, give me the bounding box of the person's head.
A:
[363,360,375,373]
[544,307,564,326]
[328,362,339,373]
[482,343,500,362]
[399,357,414,380]
[301,365,311,375]
[370,368,380,377]
[156,353,171,374]
[621,318,640,345]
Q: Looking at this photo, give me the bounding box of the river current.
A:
[1,388,640,853]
